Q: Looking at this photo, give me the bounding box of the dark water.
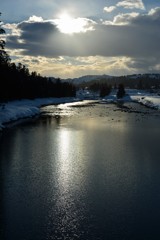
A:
[0,101,160,240]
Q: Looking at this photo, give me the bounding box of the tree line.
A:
[87,81,125,98]
[0,13,76,103]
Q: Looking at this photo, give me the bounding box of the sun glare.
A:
[55,13,90,34]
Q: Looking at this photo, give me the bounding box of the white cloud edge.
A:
[104,6,116,13]
[104,0,145,14]
[116,0,145,10]
[103,12,140,26]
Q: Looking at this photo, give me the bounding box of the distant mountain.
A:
[128,73,160,80]
[62,73,160,89]
[65,74,113,85]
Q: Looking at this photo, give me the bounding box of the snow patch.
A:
[0,97,78,130]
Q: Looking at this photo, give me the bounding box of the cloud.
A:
[148,7,160,20]
[116,0,145,10]
[3,8,160,77]
[28,15,44,22]
[30,56,135,78]
[103,6,160,26]
[103,12,139,25]
[5,16,97,57]
[104,6,116,13]
[5,8,160,58]
[18,21,57,43]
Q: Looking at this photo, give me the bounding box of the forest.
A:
[0,13,76,103]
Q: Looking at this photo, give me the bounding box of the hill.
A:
[65,74,113,85]
[64,73,160,89]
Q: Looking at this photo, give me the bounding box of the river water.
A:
[0,101,160,240]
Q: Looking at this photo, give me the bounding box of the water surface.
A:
[0,101,160,240]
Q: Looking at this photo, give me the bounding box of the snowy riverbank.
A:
[0,90,160,130]
[0,97,78,130]
[103,89,160,110]
[131,94,160,109]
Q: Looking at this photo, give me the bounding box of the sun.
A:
[54,13,90,34]
[58,13,76,34]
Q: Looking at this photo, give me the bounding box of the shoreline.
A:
[0,91,160,131]
[0,97,79,131]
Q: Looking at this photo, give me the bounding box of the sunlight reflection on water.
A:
[1,102,160,240]
[45,128,90,239]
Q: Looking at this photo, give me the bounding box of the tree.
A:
[0,13,10,65]
[99,83,111,98]
[116,84,125,99]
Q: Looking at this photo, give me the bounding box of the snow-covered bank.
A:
[102,89,160,110]
[0,97,78,130]
[121,89,160,109]
[0,90,160,130]
[130,93,160,109]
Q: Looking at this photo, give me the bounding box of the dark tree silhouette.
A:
[89,82,111,97]
[0,13,10,65]
[116,84,125,99]
[99,83,111,98]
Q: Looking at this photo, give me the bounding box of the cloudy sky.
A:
[1,0,160,78]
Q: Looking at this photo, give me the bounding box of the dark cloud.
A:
[126,57,160,73]
[6,35,21,48]
[132,7,160,25]
[17,21,58,42]
[5,8,160,62]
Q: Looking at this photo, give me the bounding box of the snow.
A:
[128,89,160,109]
[100,89,160,109]
[0,97,78,130]
[0,90,160,130]
[132,95,160,109]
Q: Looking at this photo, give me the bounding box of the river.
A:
[0,101,160,240]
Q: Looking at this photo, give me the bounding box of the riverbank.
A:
[0,90,160,130]
[0,97,78,130]
[102,89,160,110]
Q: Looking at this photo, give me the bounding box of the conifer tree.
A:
[0,13,10,65]
[116,84,125,99]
